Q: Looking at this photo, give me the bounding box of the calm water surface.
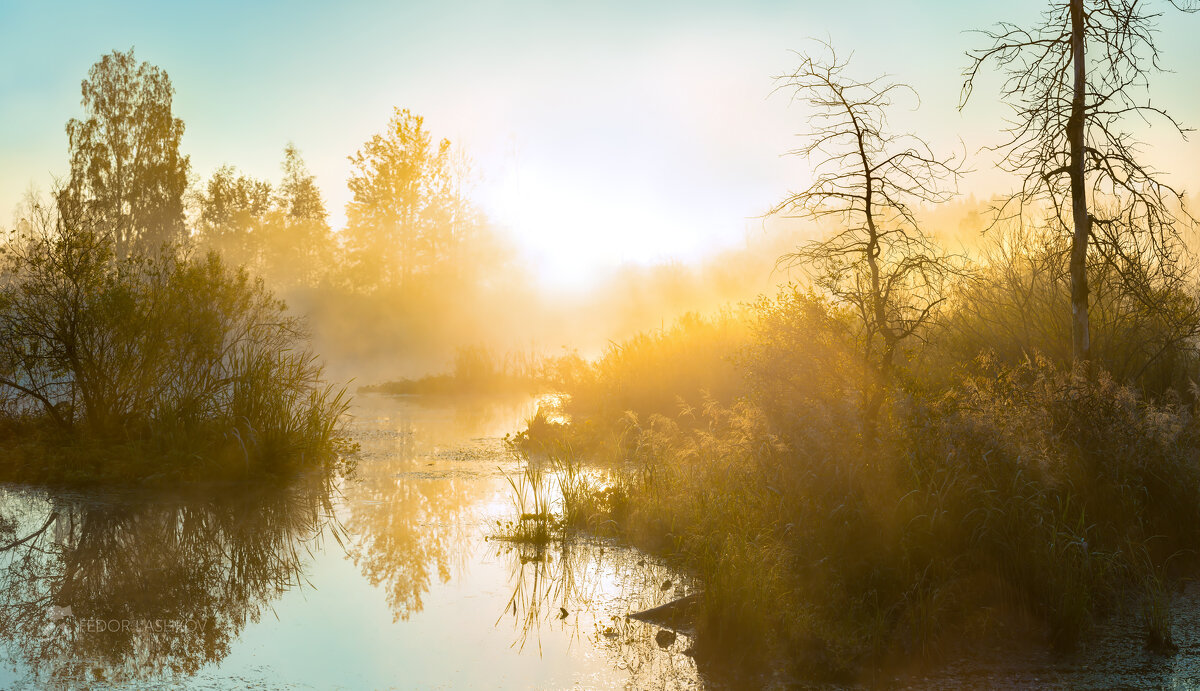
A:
[0,393,701,689]
[8,393,1200,689]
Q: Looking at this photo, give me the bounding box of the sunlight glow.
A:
[483,162,728,289]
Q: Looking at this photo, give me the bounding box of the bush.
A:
[0,207,348,480]
[519,288,1200,680]
[519,309,750,458]
[936,225,1200,394]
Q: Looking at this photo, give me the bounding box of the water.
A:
[7,393,1200,689]
[889,586,1200,690]
[0,393,702,689]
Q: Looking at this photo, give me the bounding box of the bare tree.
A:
[962,0,1198,363]
[770,44,962,439]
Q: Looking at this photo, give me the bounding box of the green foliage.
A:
[0,204,349,481]
[193,145,336,291]
[57,49,189,257]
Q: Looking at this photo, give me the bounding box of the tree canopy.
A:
[344,108,475,292]
[56,49,189,257]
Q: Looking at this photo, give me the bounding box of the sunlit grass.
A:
[492,441,625,545]
[516,282,1200,680]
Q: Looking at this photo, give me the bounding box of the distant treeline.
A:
[358,345,589,396]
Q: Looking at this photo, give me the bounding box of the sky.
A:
[2,0,1199,289]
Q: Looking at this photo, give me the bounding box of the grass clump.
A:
[495,455,557,544]
[492,442,626,545]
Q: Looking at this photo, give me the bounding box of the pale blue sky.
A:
[2,0,1198,287]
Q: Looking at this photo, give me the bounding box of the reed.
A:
[516,286,1200,680]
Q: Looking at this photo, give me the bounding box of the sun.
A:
[480,161,726,291]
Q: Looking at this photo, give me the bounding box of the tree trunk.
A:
[1068,0,1092,363]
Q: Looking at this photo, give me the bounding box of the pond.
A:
[0,393,703,689]
[7,393,1200,689]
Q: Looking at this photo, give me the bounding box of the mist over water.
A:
[0,395,707,689]
[4,1,1200,686]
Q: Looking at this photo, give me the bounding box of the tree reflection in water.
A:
[340,395,527,622]
[496,537,704,688]
[0,473,343,687]
[0,395,715,689]
[343,452,476,622]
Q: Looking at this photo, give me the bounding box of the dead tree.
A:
[962,0,1198,364]
[771,44,962,442]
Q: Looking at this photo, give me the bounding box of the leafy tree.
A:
[198,166,273,229]
[0,195,346,461]
[56,49,189,257]
[770,45,961,439]
[962,0,1198,363]
[194,166,273,274]
[277,143,327,223]
[273,143,336,286]
[194,146,335,288]
[344,108,458,292]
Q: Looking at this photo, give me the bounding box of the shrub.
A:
[519,288,1200,679]
[520,309,750,458]
[937,225,1200,394]
[0,205,348,480]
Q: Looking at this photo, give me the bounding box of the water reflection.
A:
[343,464,474,621]
[341,394,706,687]
[0,395,712,689]
[340,394,532,622]
[0,474,340,687]
[496,537,703,688]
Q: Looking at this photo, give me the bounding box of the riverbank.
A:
[515,290,1200,683]
[0,222,351,486]
[0,421,356,486]
[0,393,707,689]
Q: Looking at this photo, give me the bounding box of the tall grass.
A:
[518,282,1200,680]
[493,442,625,544]
[498,454,556,544]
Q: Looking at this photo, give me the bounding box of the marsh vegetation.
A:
[511,2,1200,683]
[4,0,1200,686]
